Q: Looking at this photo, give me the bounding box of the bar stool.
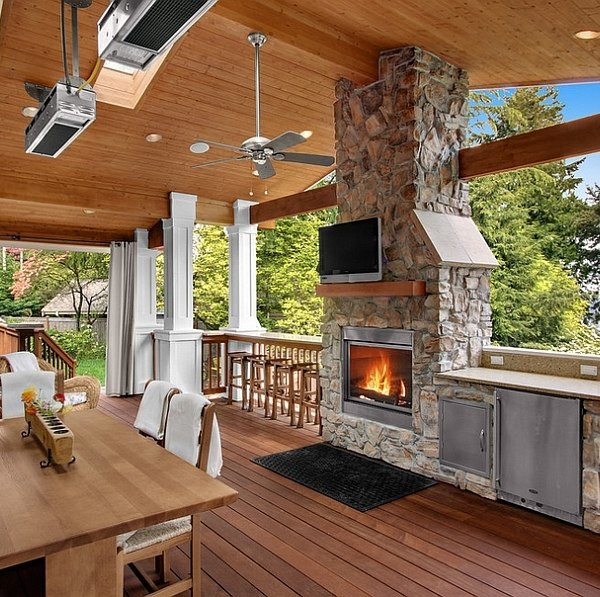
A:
[271,361,299,424]
[297,364,322,435]
[227,351,251,409]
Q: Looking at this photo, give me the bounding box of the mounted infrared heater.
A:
[98,0,221,71]
[25,83,96,158]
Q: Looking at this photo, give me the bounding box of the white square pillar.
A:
[223,199,264,332]
[155,192,202,393]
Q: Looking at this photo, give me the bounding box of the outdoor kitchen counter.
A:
[437,367,599,401]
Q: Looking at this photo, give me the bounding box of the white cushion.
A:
[64,392,87,406]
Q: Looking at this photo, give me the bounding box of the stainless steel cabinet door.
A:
[440,397,490,477]
[497,389,581,517]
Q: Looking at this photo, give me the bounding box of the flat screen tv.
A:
[318,217,382,283]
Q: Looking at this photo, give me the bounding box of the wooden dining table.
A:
[0,408,238,596]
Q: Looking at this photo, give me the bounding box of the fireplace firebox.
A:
[342,327,413,428]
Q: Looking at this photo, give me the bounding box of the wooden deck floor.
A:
[3,395,600,596]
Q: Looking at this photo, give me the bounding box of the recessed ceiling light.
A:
[83,208,96,214]
[21,106,38,118]
[575,30,600,40]
[190,141,210,153]
[145,133,162,143]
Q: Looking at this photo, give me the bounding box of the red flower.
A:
[54,393,66,404]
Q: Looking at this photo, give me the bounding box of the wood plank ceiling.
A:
[0,0,599,246]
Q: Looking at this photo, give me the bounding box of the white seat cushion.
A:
[117,516,191,554]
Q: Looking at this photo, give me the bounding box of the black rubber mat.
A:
[252,442,436,512]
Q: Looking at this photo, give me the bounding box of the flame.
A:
[361,354,406,399]
[363,356,391,396]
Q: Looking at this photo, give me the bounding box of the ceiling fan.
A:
[189,32,335,179]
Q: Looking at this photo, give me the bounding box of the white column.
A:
[154,193,203,393]
[223,199,264,332]
[132,229,159,394]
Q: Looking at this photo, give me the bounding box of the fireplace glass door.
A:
[347,342,412,412]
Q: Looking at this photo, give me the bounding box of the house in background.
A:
[41,279,108,319]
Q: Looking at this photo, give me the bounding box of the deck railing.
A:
[0,324,19,355]
[202,334,227,395]
[11,325,77,379]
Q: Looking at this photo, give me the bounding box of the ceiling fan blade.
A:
[255,158,276,179]
[274,152,335,166]
[262,131,307,153]
[191,139,248,154]
[191,156,250,169]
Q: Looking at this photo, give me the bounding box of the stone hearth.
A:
[320,46,497,496]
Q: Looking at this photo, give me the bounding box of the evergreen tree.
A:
[469,87,596,349]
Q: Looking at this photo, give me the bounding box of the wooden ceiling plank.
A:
[250,185,337,224]
[210,0,378,83]
[459,113,600,180]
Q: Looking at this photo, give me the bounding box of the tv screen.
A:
[318,217,382,283]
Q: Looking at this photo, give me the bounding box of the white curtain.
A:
[105,241,136,396]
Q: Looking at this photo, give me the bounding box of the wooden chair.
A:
[0,354,100,411]
[133,380,180,445]
[116,393,221,596]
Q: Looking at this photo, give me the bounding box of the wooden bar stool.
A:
[271,361,304,425]
[247,355,273,414]
[226,351,251,408]
[297,364,322,435]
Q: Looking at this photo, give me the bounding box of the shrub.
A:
[47,325,105,361]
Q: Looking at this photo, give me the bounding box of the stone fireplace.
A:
[320,46,498,496]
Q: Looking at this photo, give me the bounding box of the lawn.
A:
[76,358,105,384]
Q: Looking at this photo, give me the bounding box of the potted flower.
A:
[21,385,73,418]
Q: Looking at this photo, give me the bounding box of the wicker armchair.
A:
[0,356,100,411]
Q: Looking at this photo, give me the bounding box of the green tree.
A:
[0,251,46,316]
[257,210,336,335]
[469,87,597,349]
[11,251,109,329]
[193,225,229,329]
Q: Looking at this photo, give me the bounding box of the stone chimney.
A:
[320,46,497,494]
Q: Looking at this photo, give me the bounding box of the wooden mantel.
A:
[315,280,427,297]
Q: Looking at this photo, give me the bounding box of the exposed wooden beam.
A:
[148,220,164,249]
[195,198,233,226]
[250,185,337,224]
[0,173,168,218]
[459,113,600,180]
[0,221,130,246]
[210,1,377,84]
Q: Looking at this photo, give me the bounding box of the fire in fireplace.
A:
[343,327,413,415]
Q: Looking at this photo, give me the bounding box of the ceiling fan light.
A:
[252,169,259,177]
[300,130,313,139]
[190,141,210,153]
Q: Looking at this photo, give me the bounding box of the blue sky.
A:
[558,82,600,197]
[469,82,599,198]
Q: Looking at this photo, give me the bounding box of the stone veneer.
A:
[320,46,496,496]
[583,400,600,532]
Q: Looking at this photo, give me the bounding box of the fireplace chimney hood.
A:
[98,0,220,71]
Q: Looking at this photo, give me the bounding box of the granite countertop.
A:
[436,367,599,401]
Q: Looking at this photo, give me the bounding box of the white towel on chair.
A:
[4,351,39,372]
[0,371,56,419]
[165,393,223,478]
